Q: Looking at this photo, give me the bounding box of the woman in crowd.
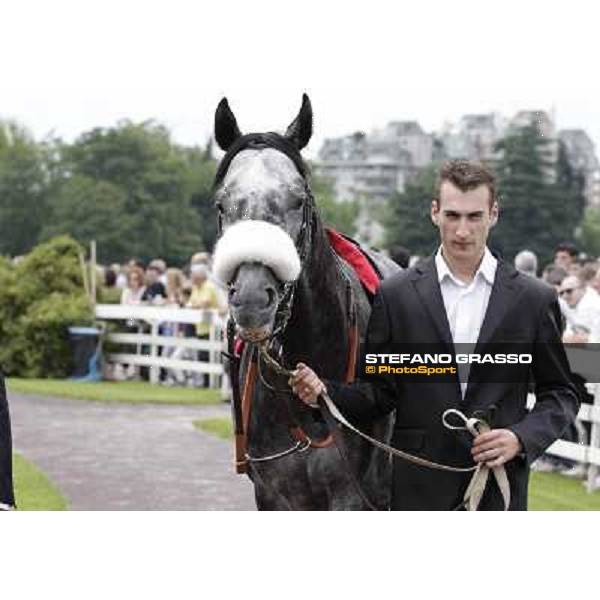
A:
[120,266,146,305]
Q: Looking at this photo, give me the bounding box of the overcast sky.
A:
[2,1,598,160]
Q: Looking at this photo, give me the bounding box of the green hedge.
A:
[0,235,93,377]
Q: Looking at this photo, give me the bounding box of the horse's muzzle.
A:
[228,263,281,334]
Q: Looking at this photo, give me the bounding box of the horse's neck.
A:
[247,222,349,449]
[282,221,349,376]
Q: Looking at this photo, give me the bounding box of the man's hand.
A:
[288,363,327,408]
[471,429,522,467]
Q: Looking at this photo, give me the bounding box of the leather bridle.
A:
[215,133,348,472]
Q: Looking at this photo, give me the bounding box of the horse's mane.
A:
[214,132,310,187]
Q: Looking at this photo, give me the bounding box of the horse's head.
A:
[212,95,314,341]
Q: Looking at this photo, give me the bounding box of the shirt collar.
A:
[435,246,497,286]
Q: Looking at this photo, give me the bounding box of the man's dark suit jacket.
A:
[327,256,580,510]
[0,373,15,508]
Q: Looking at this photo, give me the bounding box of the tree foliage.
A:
[491,125,586,265]
[579,207,600,257]
[0,236,93,377]
[44,121,206,264]
[181,141,219,251]
[384,165,438,256]
[0,116,592,271]
[0,120,49,256]
[312,176,359,236]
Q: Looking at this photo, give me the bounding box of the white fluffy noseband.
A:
[212,220,302,284]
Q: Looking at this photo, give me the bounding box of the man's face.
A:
[554,251,572,269]
[431,181,498,267]
[559,276,585,308]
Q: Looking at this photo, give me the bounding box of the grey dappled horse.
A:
[212,95,398,510]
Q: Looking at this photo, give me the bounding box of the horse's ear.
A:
[215,98,242,151]
[285,93,313,150]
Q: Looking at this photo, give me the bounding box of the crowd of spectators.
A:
[516,242,600,481]
[98,252,227,387]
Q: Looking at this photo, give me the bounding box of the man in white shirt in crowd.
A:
[559,275,600,343]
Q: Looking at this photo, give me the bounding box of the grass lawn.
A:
[7,378,221,406]
[13,453,68,511]
[529,471,600,510]
[193,416,234,440]
[194,417,600,510]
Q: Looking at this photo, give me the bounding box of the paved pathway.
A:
[9,392,255,510]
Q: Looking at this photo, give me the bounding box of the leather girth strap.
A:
[235,350,257,474]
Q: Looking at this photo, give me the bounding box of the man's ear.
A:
[490,202,499,228]
[431,199,440,226]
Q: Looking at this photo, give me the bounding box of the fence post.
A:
[149,320,160,385]
[586,382,600,493]
[209,317,217,389]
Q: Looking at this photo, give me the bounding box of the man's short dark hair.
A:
[555,242,579,258]
[435,159,497,206]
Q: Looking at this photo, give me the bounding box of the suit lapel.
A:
[474,259,523,349]
[464,260,525,405]
[411,257,454,349]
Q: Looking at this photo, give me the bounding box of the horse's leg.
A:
[253,482,290,511]
[328,484,371,511]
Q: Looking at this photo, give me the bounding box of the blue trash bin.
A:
[68,326,102,382]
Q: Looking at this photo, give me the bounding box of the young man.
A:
[554,243,579,272]
[0,374,15,510]
[291,160,579,510]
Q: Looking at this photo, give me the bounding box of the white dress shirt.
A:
[435,247,498,396]
[567,287,600,341]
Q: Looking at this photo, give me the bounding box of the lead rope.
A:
[258,344,510,511]
[442,409,511,511]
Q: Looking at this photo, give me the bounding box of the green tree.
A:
[180,142,219,251]
[312,176,359,236]
[491,125,585,265]
[49,121,204,264]
[41,176,133,263]
[0,120,49,256]
[384,165,438,256]
[579,207,600,257]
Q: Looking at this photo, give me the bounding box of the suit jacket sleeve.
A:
[507,289,580,464]
[325,289,399,421]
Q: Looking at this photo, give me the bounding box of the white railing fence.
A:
[538,382,600,493]
[93,308,600,489]
[95,304,229,396]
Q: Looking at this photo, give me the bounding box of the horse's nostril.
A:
[228,287,237,301]
[266,287,276,307]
